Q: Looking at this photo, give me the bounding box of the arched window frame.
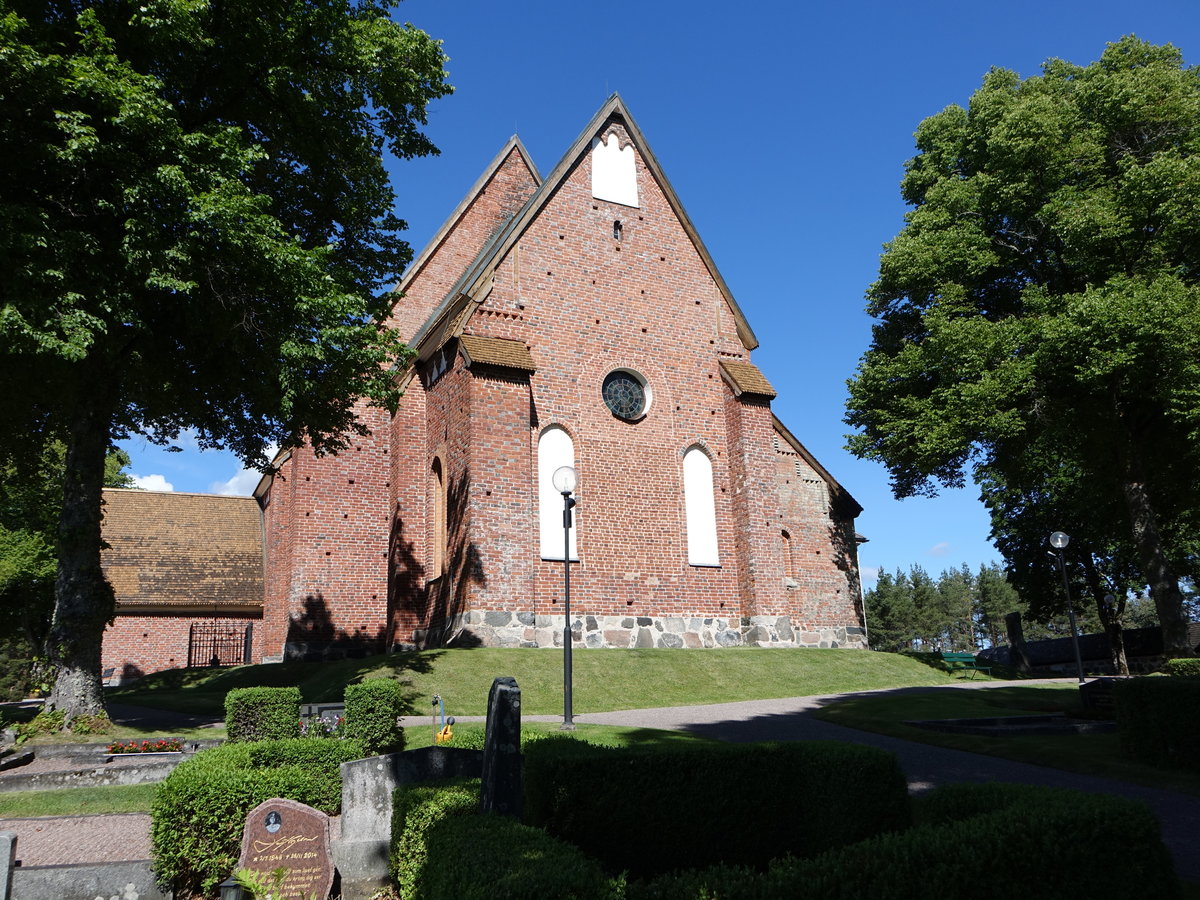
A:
[683,445,720,567]
[538,426,578,560]
[430,457,447,577]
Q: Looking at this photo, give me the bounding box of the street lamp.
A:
[1049,531,1086,683]
[552,465,578,730]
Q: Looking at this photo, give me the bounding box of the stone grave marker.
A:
[238,798,335,899]
[480,676,522,818]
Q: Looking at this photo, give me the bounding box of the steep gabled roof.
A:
[720,359,777,398]
[396,135,542,299]
[101,489,264,614]
[408,93,760,362]
[772,415,863,518]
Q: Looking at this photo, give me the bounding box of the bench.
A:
[941,652,991,679]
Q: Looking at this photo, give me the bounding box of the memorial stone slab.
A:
[238,798,334,899]
[480,676,522,818]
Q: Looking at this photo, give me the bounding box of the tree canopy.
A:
[846,36,1200,656]
[0,0,451,720]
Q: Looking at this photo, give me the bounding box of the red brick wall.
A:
[259,401,392,660]
[102,613,261,680]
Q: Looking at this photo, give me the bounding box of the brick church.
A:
[100,95,867,677]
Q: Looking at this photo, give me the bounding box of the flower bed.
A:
[108,738,184,755]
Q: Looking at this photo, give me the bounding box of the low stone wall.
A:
[10,860,170,900]
[451,611,867,651]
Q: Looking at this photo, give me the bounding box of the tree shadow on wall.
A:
[426,468,487,649]
[286,591,389,661]
[828,516,867,635]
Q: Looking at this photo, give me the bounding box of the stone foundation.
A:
[438,611,866,650]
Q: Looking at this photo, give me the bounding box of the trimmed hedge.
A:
[151,738,361,896]
[1164,658,1200,677]
[1115,676,1200,771]
[420,811,622,899]
[390,780,481,898]
[344,677,406,755]
[630,783,1178,900]
[524,738,910,880]
[224,686,301,742]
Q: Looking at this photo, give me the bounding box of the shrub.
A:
[420,812,622,900]
[630,784,1178,900]
[1164,658,1200,677]
[1115,676,1200,771]
[344,678,405,756]
[390,780,481,898]
[224,686,301,742]
[524,739,910,880]
[151,738,358,896]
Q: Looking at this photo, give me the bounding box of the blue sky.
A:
[120,0,1200,588]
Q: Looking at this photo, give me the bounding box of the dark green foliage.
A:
[846,36,1200,657]
[390,780,481,898]
[419,812,622,900]
[1164,658,1200,677]
[630,784,1177,900]
[1,0,450,720]
[224,686,300,742]
[151,739,355,896]
[523,739,910,880]
[1115,677,1200,771]
[344,677,405,755]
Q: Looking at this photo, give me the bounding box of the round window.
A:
[602,370,649,420]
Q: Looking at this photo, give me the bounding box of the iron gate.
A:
[188,622,252,668]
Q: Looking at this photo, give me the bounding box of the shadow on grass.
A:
[109,649,445,718]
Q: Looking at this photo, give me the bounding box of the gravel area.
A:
[0,814,152,866]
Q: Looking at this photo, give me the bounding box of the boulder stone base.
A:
[447,612,866,650]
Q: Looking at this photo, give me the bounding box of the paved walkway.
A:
[3,685,1197,882]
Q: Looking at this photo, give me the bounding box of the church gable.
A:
[391,139,540,342]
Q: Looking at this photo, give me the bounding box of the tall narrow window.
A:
[538,426,578,560]
[684,447,719,566]
[431,458,447,576]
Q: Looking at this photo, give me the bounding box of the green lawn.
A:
[0,782,158,817]
[812,685,1200,796]
[110,646,973,718]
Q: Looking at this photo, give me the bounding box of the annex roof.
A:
[719,359,777,399]
[458,334,536,371]
[101,489,264,615]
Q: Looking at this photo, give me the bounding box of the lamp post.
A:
[552,465,578,730]
[1049,531,1086,684]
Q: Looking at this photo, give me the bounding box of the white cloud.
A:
[860,565,881,584]
[132,473,174,492]
[928,542,951,557]
[210,467,262,497]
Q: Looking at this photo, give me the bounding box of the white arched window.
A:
[538,426,578,560]
[684,447,719,566]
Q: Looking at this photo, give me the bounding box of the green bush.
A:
[1115,676,1200,771]
[1164,658,1200,677]
[344,677,405,756]
[420,812,622,900]
[390,780,481,898]
[524,739,910,880]
[151,739,357,896]
[630,784,1178,900]
[224,686,300,742]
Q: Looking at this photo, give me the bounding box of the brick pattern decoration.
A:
[100,490,264,675]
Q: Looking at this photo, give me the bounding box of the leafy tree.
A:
[0,0,451,722]
[847,37,1200,657]
[974,562,1021,649]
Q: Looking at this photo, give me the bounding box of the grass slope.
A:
[112,647,967,716]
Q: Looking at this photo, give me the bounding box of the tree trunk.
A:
[45,387,116,723]
[1082,554,1128,676]
[1118,435,1191,658]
